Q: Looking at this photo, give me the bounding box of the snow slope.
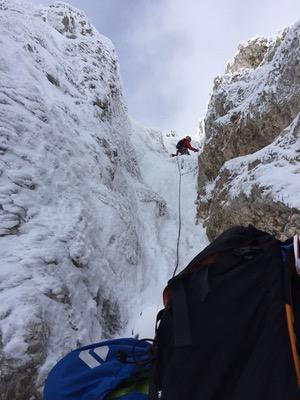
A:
[0,0,207,396]
[125,125,208,337]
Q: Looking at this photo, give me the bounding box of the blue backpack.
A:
[44,338,151,400]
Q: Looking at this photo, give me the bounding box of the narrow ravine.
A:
[125,124,209,338]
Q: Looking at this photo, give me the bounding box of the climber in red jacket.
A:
[172,136,199,157]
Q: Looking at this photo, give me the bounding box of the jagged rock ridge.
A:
[197,22,300,240]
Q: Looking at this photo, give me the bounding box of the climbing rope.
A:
[172,155,183,278]
[171,155,198,278]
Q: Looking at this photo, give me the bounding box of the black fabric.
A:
[176,139,184,149]
[292,258,300,347]
[177,146,190,155]
[150,225,300,400]
[171,281,192,347]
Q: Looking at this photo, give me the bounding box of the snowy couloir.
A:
[0,1,205,398]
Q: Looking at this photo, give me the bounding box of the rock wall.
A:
[0,1,170,398]
[197,22,300,241]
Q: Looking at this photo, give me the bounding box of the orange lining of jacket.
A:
[285,303,300,388]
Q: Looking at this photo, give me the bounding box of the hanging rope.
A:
[171,154,198,278]
[172,155,183,278]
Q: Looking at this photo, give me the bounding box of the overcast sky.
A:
[32,0,300,135]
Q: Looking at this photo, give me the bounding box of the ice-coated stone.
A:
[197,22,300,240]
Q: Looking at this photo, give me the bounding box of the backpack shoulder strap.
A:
[282,242,300,388]
[285,303,300,387]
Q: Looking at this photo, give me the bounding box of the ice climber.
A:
[172,136,199,157]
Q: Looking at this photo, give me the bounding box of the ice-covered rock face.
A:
[197,22,300,240]
[46,2,95,38]
[0,1,171,398]
[204,116,300,240]
[225,37,272,74]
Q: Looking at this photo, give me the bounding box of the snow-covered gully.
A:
[0,1,207,396]
[125,124,208,337]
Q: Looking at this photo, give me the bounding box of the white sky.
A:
[31,0,300,135]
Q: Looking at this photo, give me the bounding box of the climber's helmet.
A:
[186,135,191,142]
